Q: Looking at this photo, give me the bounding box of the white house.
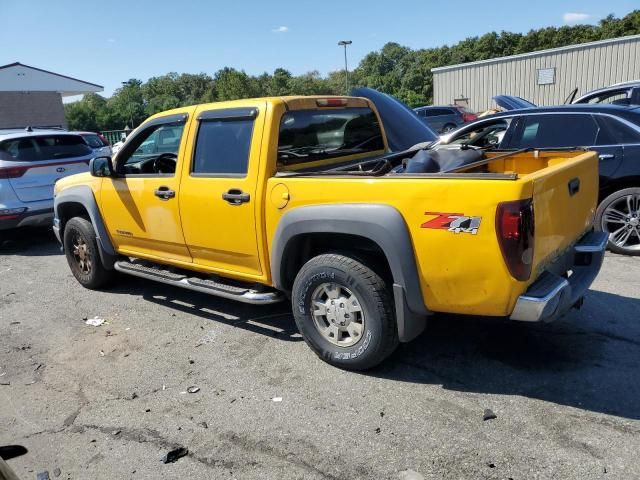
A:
[0,62,103,129]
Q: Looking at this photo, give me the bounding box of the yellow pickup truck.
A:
[53,94,607,369]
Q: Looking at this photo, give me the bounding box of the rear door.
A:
[178,101,267,276]
[0,135,93,203]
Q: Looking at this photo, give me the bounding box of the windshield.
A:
[277,108,384,168]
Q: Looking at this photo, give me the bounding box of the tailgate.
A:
[527,151,599,274]
[8,158,91,203]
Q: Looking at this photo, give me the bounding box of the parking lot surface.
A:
[1,229,639,480]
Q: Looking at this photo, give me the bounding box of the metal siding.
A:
[432,36,640,112]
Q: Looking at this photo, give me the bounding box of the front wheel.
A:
[63,217,115,289]
[291,253,398,370]
[596,187,640,256]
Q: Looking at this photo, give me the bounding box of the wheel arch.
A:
[599,176,640,204]
[54,185,117,268]
[271,204,429,342]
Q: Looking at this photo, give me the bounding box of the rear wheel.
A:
[441,123,456,133]
[596,187,640,256]
[291,253,398,370]
[63,217,115,289]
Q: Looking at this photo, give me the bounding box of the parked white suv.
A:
[0,129,94,235]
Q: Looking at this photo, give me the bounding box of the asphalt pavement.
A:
[1,228,639,480]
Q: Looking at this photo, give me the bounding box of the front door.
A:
[99,113,193,262]
[178,101,266,277]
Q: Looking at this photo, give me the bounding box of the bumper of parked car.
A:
[0,208,54,231]
[510,230,608,323]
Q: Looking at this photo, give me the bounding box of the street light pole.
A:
[338,40,352,94]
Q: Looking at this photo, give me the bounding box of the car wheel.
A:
[291,253,399,370]
[441,124,456,133]
[596,187,640,256]
[63,217,115,289]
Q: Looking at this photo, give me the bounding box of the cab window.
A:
[192,119,254,176]
[117,122,185,175]
[277,107,384,168]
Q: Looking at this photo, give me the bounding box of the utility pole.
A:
[338,40,352,94]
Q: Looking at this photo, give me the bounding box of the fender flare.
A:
[53,185,117,268]
[271,204,429,342]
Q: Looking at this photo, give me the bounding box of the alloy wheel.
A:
[311,283,365,347]
[601,193,640,252]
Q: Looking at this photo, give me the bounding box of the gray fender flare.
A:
[54,185,117,269]
[271,204,429,342]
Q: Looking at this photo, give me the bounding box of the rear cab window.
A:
[0,135,92,162]
[277,106,385,171]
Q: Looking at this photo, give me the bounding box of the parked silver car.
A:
[0,129,93,234]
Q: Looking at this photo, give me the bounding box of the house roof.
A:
[0,62,103,96]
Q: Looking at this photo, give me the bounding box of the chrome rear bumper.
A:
[510,231,608,323]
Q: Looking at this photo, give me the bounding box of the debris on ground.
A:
[85,316,105,327]
[375,427,381,434]
[199,421,208,429]
[0,381,10,386]
[112,430,121,436]
[380,411,385,418]
[272,397,282,402]
[161,447,189,464]
[398,470,425,480]
[99,350,105,357]
[131,392,138,400]
[53,467,61,477]
[189,359,195,364]
[36,471,50,480]
[483,408,497,421]
[187,386,200,394]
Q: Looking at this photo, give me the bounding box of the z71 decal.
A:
[421,212,482,235]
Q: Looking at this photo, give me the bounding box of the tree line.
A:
[65,10,640,132]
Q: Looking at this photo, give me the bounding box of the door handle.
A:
[222,189,250,205]
[599,154,615,160]
[154,186,175,200]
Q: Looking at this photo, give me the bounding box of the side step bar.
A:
[114,260,284,305]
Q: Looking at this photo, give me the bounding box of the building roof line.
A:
[0,61,103,89]
[431,34,640,73]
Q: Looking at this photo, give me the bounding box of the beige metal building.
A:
[432,34,640,113]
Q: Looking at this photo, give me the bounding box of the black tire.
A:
[63,217,115,289]
[291,253,398,370]
[595,187,640,256]
[441,123,456,133]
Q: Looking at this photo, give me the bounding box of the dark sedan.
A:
[439,104,640,256]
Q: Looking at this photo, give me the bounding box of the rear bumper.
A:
[0,208,54,231]
[510,230,608,323]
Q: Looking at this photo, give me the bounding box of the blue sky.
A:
[1,0,637,98]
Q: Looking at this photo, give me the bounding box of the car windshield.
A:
[277,108,384,168]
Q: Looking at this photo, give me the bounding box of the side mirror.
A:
[90,156,114,177]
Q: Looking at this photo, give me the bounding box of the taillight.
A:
[462,112,477,122]
[0,166,28,179]
[496,199,535,281]
[98,133,110,146]
[316,98,348,107]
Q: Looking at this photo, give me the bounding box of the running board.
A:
[114,260,284,305]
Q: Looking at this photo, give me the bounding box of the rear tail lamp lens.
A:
[496,199,535,281]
